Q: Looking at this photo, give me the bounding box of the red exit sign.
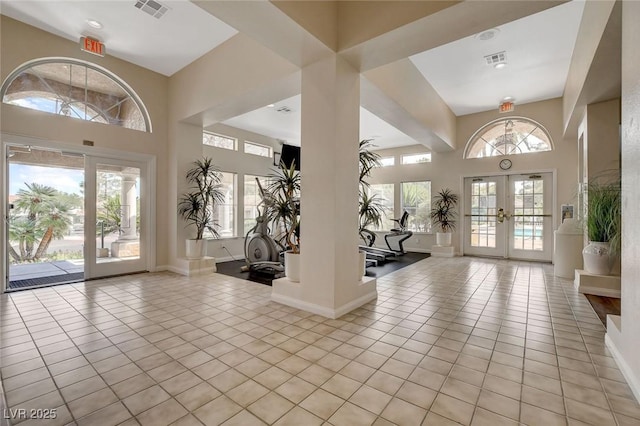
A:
[499,101,514,113]
[80,37,105,57]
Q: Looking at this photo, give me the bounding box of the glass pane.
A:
[8,147,85,289]
[244,142,271,157]
[203,132,235,150]
[470,182,497,248]
[466,118,552,159]
[370,184,394,230]
[401,153,431,164]
[400,181,431,232]
[214,172,236,237]
[96,165,141,263]
[2,60,148,131]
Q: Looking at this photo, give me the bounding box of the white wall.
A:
[368,97,579,255]
[606,0,640,403]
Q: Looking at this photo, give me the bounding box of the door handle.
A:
[497,208,505,223]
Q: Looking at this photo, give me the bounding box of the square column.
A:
[272,55,377,318]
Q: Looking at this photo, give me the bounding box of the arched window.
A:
[464,117,553,159]
[1,58,151,132]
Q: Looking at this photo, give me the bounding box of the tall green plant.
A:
[358,140,384,244]
[266,161,301,253]
[177,157,225,240]
[430,188,458,232]
[585,179,621,254]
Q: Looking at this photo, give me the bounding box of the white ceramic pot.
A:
[359,251,367,279]
[436,232,452,247]
[285,251,301,282]
[582,241,612,275]
[186,239,206,260]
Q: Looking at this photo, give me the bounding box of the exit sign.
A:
[80,37,105,57]
[499,101,515,113]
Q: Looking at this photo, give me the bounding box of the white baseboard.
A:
[271,289,378,319]
[214,256,237,263]
[605,325,640,404]
[152,265,169,272]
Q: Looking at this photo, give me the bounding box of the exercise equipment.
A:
[242,178,284,278]
[384,211,413,254]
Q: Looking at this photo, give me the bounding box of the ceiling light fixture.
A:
[86,19,103,29]
[267,104,275,108]
[475,28,500,41]
[494,63,507,69]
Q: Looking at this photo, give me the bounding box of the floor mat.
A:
[9,272,86,290]
[215,252,430,286]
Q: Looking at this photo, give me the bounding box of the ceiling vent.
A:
[276,106,293,114]
[134,0,169,19]
[484,51,507,66]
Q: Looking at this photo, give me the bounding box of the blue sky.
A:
[10,164,84,196]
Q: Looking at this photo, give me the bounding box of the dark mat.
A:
[585,294,621,328]
[216,252,430,286]
[9,272,86,290]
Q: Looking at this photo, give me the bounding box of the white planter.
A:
[186,239,206,260]
[582,241,612,275]
[436,232,452,247]
[359,251,367,279]
[285,251,301,282]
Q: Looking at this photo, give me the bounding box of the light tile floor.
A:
[2,256,640,426]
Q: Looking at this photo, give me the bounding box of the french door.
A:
[84,156,147,279]
[5,144,149,290]
[464,173,553,261]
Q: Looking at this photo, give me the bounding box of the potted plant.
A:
[177,157,225,260]
[266,161,301,281]
[358,140,383,276]
[582,177,621,275]
[430,188,458,247]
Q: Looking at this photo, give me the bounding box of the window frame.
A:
[401,153,432,165]
[203,132,237,151]
[378,157,395,167]
[368,183,395,231]
[464,116,554,159]
[1,57,151,132]
[400,181,432,233]
[209,171,237,239]
[244,141,273,158]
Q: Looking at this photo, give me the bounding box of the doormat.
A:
[9,272,86,290]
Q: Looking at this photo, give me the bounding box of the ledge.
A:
[574,269,620,297]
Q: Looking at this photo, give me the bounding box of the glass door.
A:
[464,173,553,261]
[5,146,85,290]
[464,176,507,257]
[507,173,553,261]
[84,156,147,279]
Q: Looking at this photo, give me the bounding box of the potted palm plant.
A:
[266,161,301,281]
[582,177,621,275]
[430,188,458,247]
[358,140,383,276]
[177,157,225,260]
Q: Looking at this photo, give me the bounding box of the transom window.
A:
[244,141,272,158]
[464,117,553,159]
[203,132,236,150]
[1,58,150,132]
[402,153,431,164]
[378,157,395,167]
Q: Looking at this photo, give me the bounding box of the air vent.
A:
[276,106,293,114]
[134,0,169,19]
[484,51,506,66]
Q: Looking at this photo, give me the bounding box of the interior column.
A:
[271,54,377,318]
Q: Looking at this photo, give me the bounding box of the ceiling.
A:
[1,0,586,149]
[0,0,237,76]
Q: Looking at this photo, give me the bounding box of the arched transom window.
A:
[1,58,151,132]
[464,117,553,159]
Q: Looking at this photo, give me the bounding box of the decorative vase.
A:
[436,232,452,247]
[284,251,301,282]
[582,241,612,275]
[186,239,206,260]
